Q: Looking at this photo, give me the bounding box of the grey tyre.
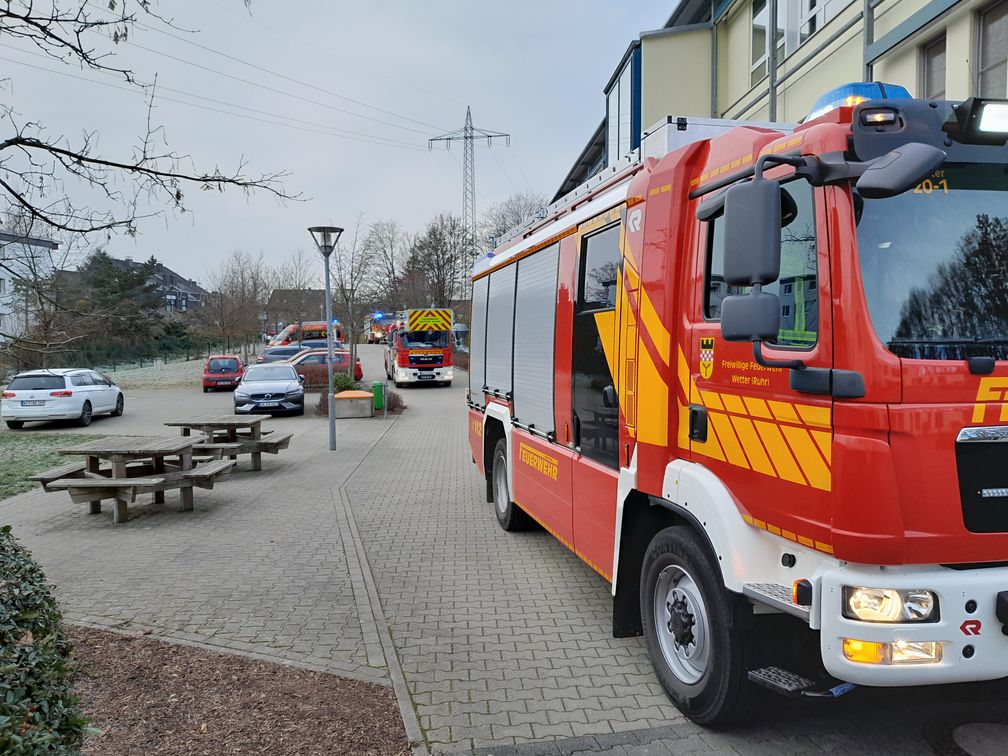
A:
[6,420,24,429]
[641,526,757,725]
[77,401,92,427]
[111,394,124,417]
[491,439,530,532]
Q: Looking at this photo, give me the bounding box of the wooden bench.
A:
[30,461,89,492]
[191,442,243,460]
[259,432,293,454]
[47,477,167,524]
[182,459,236,490]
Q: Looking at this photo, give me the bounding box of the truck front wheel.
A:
[491,439,530,532]
[640,526,757,725]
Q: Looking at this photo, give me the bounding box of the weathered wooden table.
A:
[164,414,291,471]
[39,436,234,524]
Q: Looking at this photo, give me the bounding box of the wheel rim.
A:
[82,404,91,422]
[492,455,509,516]
[654,564,711,685]
[116,397,123,413]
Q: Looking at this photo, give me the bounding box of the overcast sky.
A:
[4,1,668,284]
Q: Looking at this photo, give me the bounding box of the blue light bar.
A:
[806,82,912,122]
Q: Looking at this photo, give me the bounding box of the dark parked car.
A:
[256,346,307,364]
[233,364,305,415]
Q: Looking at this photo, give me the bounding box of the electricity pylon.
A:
[429,107,509,296]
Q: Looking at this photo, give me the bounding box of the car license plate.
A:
[418,374,434,380]
[217,380,231,384]
[258,401,278,407]
[21,400,45,406]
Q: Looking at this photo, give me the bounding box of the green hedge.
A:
[0,526,90,753]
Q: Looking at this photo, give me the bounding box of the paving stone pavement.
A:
[4,345,1008,754]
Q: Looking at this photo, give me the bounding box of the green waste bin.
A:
[372,381,385,411]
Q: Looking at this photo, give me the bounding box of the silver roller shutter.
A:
[512,247,559,433]
[485,266,517,395]
[469,276,489,405]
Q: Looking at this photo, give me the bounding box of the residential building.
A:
[112,256,209,313]
[0,229,59,341]
[557,0,1008,198]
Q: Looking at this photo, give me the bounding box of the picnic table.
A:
[31,435,235,524]
[163,414,293,471]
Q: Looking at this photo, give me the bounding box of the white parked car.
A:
[1,369,124,429]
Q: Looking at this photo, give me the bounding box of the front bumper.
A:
[394,366,453,384]
[234,396,304,413]
[818,563,1008,686]
[204,377,241,388]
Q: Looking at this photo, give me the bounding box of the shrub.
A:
[0,526,90,753]
[299,365,355,391]
[385,389,407,414]
[313,375,363,417]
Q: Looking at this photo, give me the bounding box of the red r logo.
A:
[961,620,982,636]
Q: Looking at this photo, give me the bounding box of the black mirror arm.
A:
[752,341,806,370]
[754,153,810,179]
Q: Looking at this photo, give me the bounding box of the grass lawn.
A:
[0,432,102,501]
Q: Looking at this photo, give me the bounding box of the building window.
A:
[979,1,1008,97]
[800,0,853,44]
[605,51,639,167]
[751,0,771,86]
[922,35,947,99]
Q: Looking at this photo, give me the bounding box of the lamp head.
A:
[308,226,344,257]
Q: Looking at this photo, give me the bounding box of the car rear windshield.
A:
[208,358,239,372]
[243,366,296,382]
[7,375,66,390]
[207,358,238,374]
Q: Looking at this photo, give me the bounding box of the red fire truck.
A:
[385,309,454,387]
[466,83,1008,724]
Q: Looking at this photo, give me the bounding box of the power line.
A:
[489,147,520,194]
[201,0,467,109]
[0,52,428,152]
[507,147,537,192]
[127,15,451,134]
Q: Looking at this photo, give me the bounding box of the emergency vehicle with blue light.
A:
[466,82,1008,724]
[385,308,455,387]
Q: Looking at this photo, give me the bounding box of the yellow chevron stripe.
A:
[728,415,776,476]
[709,412,750,469]
[742,396,774,419]
[780,425,831,492]
[753,420,806,485]
[811,429,831,465]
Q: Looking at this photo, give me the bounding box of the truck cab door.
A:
[686,180,835,552]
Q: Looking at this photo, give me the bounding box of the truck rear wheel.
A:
[491,439,530,532]
[640,526,757,725]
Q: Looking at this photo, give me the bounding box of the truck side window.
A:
[573,222,621,468]
[704,181,819,348]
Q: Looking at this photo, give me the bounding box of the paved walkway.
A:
[3,345,1008,754]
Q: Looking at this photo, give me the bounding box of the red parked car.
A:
[288,349,363,381]
[202,354,245,392]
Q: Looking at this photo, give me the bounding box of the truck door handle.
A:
[688,404,708,442]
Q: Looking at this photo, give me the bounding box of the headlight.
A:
[235,391,250,400]
[287,388,304,398]
[843,587,938,623]
[842,638,943,665]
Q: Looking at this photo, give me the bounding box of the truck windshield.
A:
[855,162,1008,360]
[400,331,449,348]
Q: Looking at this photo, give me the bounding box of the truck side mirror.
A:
[855,142,946,199]
[720,292,780,342]
[722,177,782,286]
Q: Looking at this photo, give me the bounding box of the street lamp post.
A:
[308,226,344,451]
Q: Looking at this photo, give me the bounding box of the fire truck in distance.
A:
[385,309,454,387]
[466,83,1008,724]
[268,320,343,347]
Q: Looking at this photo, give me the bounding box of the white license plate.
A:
[217,380,231,384]
[418,374,435,380]
[21,400,45,406]
[258,401,278,407]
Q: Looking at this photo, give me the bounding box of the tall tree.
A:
[481,191,547,245]
[406,214,469,308]
[201,251,270,360]
[0,2,293,239]
[331,215,374,377]
[363,220,408,312]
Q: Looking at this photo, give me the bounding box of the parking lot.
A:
[2,345,1008,754]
